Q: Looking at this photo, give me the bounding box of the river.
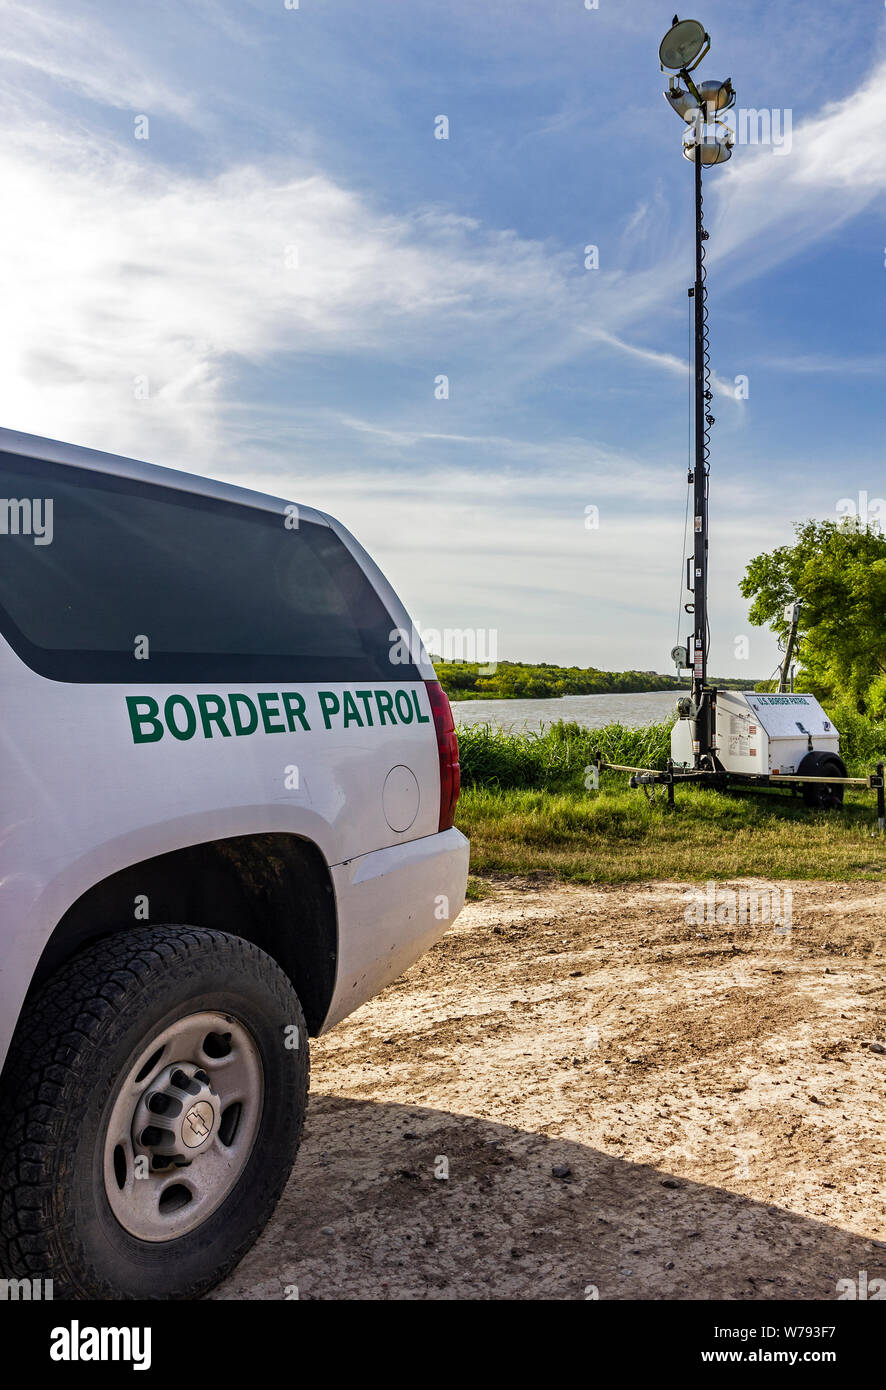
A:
[450,689,681,734]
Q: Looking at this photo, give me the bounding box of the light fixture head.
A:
[663,85,700,123]
[682,130,733,164]
[659,17,709,72]
[695,78,735,115]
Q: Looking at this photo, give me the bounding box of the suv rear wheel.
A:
[0,925,308,1299]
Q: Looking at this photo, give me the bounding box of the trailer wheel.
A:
[798,751,846,811]
[0,925,308,1300]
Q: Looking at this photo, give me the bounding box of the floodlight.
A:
[695,78,735,115]
[663,84,700,123]
[659,18,709,72]
[682,130,733,164]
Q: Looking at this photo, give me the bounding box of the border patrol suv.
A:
[0,428,468,1300]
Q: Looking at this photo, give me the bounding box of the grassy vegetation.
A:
[456,784,885,883]
[454,704,886,883]
[457,717,673,791]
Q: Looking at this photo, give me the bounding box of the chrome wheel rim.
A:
[102,1011,263,1242]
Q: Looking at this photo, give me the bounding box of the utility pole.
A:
[777,601,802,693]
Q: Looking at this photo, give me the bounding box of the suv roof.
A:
[0,426,330,527]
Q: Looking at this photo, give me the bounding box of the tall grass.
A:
[457,715,672,792]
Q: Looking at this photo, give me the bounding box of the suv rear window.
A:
[0,450,412,683]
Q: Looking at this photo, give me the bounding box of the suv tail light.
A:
[424,680,461,831]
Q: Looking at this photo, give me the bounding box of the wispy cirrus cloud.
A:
[1,0,879,472]
[759,353,886,377]
[233,452,810,673]
[591,329,742,403]
[0,120,581,463]
[707,52,886,285]
[0,0,196,119]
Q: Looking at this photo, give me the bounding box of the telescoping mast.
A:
[658,15,734,768]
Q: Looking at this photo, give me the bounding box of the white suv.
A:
[0,428,468,1300]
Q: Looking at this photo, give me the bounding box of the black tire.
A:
[0,925,309,1300]
[798,751,847,810]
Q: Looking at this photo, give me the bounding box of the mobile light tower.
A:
[592,19,884,820]
[659,16,734,767]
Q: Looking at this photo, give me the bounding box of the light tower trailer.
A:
[672,690,859,811]
[595,710,885,824]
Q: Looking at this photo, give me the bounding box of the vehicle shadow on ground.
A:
[211,1095,883,1300]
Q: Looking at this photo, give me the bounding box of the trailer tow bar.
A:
[594,752,886,830]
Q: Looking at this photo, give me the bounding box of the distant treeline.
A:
[434,660,764,700]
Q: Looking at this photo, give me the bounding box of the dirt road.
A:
[212,879,886,1300]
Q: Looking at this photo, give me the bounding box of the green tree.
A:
[740,519,886,715]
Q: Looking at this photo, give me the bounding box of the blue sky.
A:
[1,0,884,676]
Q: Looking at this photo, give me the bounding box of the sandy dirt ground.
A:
[212,879,886,1300]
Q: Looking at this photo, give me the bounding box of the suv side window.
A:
[0,450,413,683]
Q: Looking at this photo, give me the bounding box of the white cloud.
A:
[0,1,881,674]
[708,55,886,285]
[0,6,747,467]
[8,7,881,474]
[760,352,886,377]
[230,456,789,673]
[591,329,742,404]
[0,1,195,119]
[0,117,580,463]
